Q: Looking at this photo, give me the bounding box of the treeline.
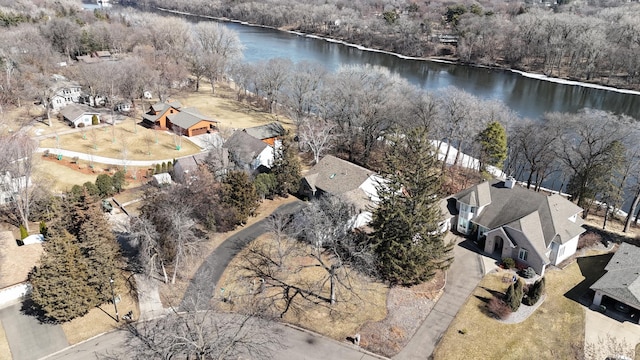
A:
[139,0,640,89]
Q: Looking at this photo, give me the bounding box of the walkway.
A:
[394,236,484,360]
[36,147,195,167]
[133,274,165,320]
[179,200,304,310]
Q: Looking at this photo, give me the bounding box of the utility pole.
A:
[110,276,119,322]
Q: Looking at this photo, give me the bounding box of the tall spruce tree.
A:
[477,121,508,170]
[370,127,453,285]
[223,170,260,225]
[29,230,98,322]
[271,134,301,197]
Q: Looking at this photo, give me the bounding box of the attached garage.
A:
[166,107,218,137]
[591,243,640,320]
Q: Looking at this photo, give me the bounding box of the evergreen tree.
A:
[271,135,301,197]
[71,192,122,302]
[506,278,524,311]
[477,121,507,171]
[29,230,98,322]
[19,224,28,240]
[223,171,260,225]
[254,173,277,199]
[112,170,126,193]
[95,174,114,198]
[83,181,99,197]
[370,127,453,285]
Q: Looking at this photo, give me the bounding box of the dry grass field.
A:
[173,82,295,131]
[216,233,388,341]
[39,122,201,161]
[0,231,43,288]
[433,265,585,360]
[61,273,140,345]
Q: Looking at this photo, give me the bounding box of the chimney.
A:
[505,177,516,189]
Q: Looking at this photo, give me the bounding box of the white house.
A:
[60,104,100,128]
[0,172,29,205]
[452,178,585,275]
[223,131,274,172]
[300,155,385,228]
[49,75,82,111]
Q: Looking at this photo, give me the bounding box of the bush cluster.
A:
[522,278,545,306]
[578,232,602,249]
[505,279,524,311]
[502,257,515,269]
[521,267,536,279]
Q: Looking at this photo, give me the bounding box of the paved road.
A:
[393,237,484,360]
[0,303,68,360]
[42,320,385,360]
[179,200,305,310]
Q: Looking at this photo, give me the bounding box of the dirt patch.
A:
[0,230,43,288]
[358,271,446,357]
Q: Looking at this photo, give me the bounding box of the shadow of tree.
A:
[20,298,58,324]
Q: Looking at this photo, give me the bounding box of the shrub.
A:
[92,114,99,125]
[578,231,602,249]
[523,277,545,306]
[19,224,28,240]
[77,123,85,128]
[521,267,536,279]
[155,164,161,174]
[487,296,511,319]
[502,257,515,269]
[505,279,524,311]
[39,221,48,239]
[161,162,167,173]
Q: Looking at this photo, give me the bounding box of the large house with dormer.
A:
[452,178,585,275]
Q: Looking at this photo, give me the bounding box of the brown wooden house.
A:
[142,101,218,137]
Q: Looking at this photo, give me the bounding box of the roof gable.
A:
[223,131,269,165]
[304,155,374,196]
[591,243,640,308]
[243,122,285,140]
[60,104,99,122]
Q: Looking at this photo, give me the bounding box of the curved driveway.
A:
[179,200,305,311]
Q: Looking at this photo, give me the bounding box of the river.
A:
[224,22,640,121]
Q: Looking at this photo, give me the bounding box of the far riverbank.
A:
[155,7,640,97]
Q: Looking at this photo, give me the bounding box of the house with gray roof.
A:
[243,122,285,146]
[49,74,82,111]
[453,177,585,275]
[591,243,640,312]
[301,155,384,227]
[142,101,218,137]
[223,131,274,172]
[60,104,100,128]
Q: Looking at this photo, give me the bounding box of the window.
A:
[459,218,468,229]
[470,206,476,213]
[558,245,565,258]
[518,248,528,261]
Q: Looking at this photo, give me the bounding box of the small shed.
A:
[151,173,172,187]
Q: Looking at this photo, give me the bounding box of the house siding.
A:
[551,236,578,265]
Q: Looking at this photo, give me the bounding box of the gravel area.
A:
[358,271,445,357]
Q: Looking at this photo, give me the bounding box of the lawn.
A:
[433,264,586,360]
[216,234,388,342]
[174,82,295,131]
[39,121,201,161]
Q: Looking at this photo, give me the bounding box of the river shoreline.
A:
[156,7,640,97]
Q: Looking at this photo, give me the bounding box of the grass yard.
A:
[216,234,388,342]
[174,82,295,131]
[434,264,586,360]
[39,122,201,161]
[61,273,140,345]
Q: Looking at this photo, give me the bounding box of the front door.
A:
[494,236,503,254]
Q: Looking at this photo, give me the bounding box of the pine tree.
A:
[370,127,453,285]
[112,170,126,193]
[95,174,114,198]
[71,192,122,302]
[29,230,98,322]
[271,134,301,197]
[477,121,507,171]
[223,170,260,225]
[506,279,524,311]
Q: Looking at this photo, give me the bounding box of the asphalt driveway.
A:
[0,303,67,360]
[179,200,304,311]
